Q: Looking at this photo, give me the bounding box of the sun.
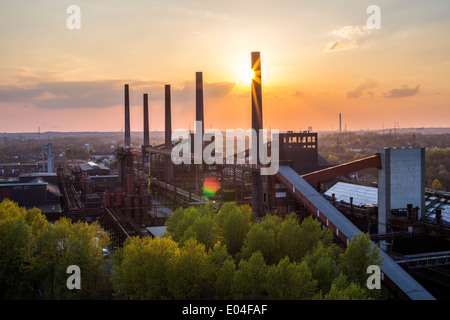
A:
[238,64,255,85]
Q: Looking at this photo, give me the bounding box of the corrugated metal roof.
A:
[79,162,110,172]
[324,182,378,206]
[423,196,450,228]
[323,182,450,226]
[146,226,167,238]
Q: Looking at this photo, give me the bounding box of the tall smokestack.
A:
[165,85,172,150]
[251,51,263,162]
[251,52,263,217]
[124,84,131,148]
[143,93,149,146]
[196,72,204,136]
[195,72,205,193]
[339,113,342,133]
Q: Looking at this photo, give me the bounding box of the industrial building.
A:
[79,161,111,176]
[0,172,62,220]
[0,163,40,178]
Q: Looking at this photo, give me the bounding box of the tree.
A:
[232,251,268,299]
[303,242,341,295]
[297,216,334,260]
[0,200,36,299]
[324,273,371,300]
[165,205,217,250]
[277,213,311,262]
[110,236,178,299]
[165,207,201,243]
[327,154,340,165]
[338,233,383,288]
[432,178,443,191]
[167,238,212,299]
[214,203,254,256]
[204,242,231,298]
[0,199,110,300]
[240,216,279,264]
[34,218,110,299]
[266,257,318,300]
[215,257,236,299]
[180,214,217,250]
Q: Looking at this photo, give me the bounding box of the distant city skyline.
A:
[1,1,449,133]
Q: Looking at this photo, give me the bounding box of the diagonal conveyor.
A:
[276,165,435,300]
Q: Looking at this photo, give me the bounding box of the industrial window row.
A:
[284,136,316,144]
[286,144,316,149]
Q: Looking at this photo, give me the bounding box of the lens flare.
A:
[203,177,220,196]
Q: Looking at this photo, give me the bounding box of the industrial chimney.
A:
[251,51,263,162]
[164,85,174,183]
[143,93,149,147]
[196,72,204,136]
[195,72,205,193]
[251,51,263,217]
[165,85,172,150]
[124,84,131,148]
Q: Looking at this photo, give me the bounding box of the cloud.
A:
[0,79,237,110]
[205,81,237,98]
[290,90,305,97]
[326,40,358,52]
[0,80,136,109]
[332,25,369,39]
[326,25,373,52]
[347,79,378,98]
[383,84,420,98]
[34,92,69,101]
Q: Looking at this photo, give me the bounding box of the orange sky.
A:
[1,1,449,133]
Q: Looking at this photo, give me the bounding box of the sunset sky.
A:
[1,0,449,133]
